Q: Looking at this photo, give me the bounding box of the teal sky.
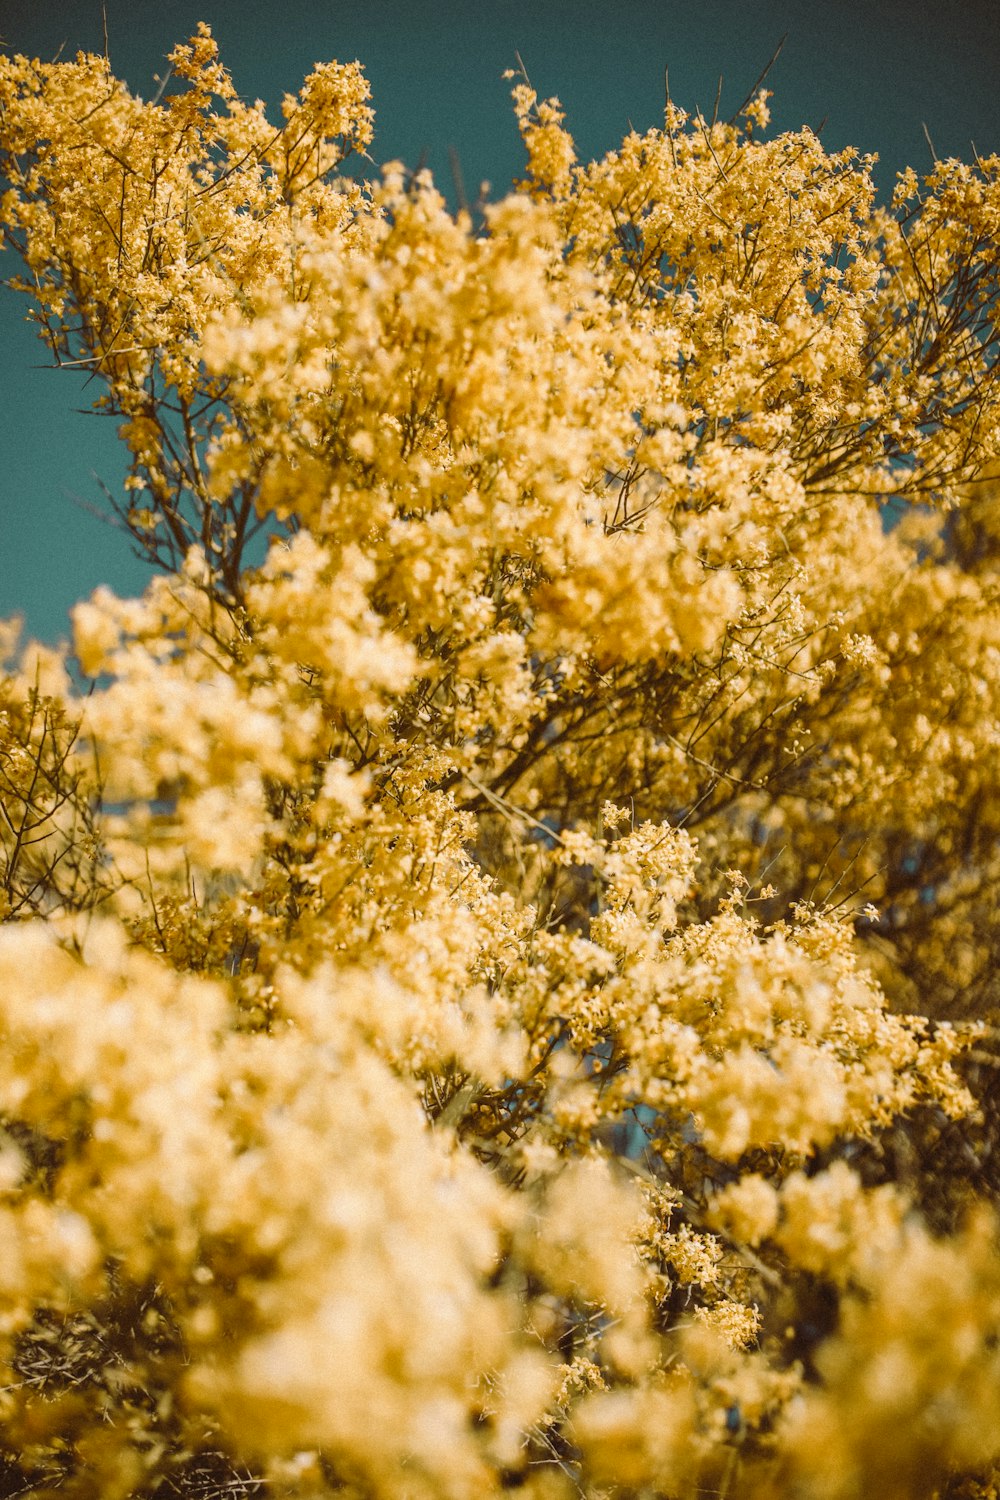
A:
[2,0,999,645]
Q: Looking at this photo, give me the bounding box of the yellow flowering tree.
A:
[3,25,1000,1499]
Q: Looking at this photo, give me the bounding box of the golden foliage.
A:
[2,25,1000,1497]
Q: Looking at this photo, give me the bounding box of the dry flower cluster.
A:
[2,25,1000,1498]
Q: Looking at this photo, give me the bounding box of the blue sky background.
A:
[2,0,998,644]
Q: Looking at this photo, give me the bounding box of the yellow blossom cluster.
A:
[3,26,1000,1498]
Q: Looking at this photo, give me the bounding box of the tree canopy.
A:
[2,25,1000,1499]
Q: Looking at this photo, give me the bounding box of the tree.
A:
[2,24,1000,1499]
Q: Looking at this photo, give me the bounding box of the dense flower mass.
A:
[3,24,1000,1498]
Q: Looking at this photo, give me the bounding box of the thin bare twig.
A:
[728,33,787,124]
